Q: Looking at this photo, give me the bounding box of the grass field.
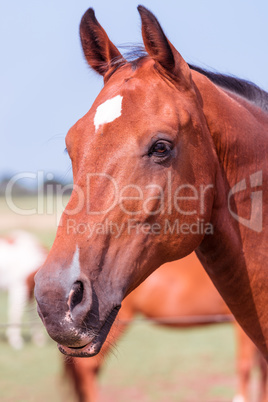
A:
[0,196,247,401]
[0,324,239,402]
[0,306,237,402]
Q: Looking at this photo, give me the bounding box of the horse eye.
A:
[149,141,172,158]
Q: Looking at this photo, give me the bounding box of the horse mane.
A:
[189,64,268,113]
[113,46,268,113]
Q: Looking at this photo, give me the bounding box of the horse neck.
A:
[192,69,268,268]
[191,71,268,359]
[193,70,268,253]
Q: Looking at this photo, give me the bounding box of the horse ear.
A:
[137,6,192,88]
[80,8,124,77]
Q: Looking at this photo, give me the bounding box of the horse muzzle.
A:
[34,267,120,355]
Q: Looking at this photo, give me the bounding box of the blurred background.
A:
[0,0,267,401]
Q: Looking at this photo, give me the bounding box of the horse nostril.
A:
[68,281,84,312]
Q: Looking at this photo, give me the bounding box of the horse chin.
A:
[57,305,120,357]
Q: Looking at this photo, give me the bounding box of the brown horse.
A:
[63,254,267,402]
[35,6,268,362]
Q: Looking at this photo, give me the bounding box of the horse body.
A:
[121,252,229,322]
[0,231,46,348]
[35,6,268,362]
[63,253,267,402]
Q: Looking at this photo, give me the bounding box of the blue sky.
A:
[1,0,267,182]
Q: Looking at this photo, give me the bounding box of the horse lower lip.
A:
[58,341,96,356]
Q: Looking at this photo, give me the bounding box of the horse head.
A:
[35,6,220,357]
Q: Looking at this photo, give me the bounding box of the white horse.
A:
[0,231,47,349]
